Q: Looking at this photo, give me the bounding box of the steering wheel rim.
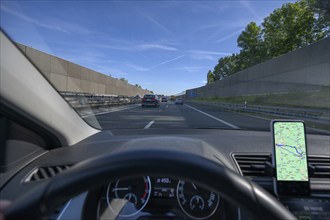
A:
[4,149,297,220]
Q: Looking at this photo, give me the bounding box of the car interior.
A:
[1,0,330,219]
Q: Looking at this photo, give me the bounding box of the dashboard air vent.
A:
[233,154,330,179]
[233,154,272,177]
[308,156,330,179]
[24,164,71,183]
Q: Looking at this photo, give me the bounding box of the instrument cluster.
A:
[97,176,222,220]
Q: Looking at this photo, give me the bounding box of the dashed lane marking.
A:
[144,120,155,129]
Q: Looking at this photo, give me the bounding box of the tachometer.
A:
[106,176,151,217]
[177,180,219,219]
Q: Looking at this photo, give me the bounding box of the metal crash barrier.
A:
[186,100,329,125]
[61,92,141,110]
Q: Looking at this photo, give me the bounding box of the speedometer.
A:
[106,176,151,217]
[177,180,219,219]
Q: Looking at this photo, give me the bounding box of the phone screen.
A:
[274,121,308,181]
[273,121,310,196]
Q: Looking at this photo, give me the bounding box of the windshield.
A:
[1,0,329,134]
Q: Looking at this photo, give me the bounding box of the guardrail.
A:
[186,100,329,124]
[61,92,141,110]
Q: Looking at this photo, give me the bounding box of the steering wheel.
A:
[4,149,297,220]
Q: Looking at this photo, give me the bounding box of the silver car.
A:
[175,98,183,105]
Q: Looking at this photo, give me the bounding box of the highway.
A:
[86,101,271,131]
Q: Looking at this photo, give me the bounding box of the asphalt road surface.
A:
[85,101,272,131]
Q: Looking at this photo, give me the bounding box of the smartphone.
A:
[271,120,310,196]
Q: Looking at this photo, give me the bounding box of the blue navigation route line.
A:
[276,144,305,159]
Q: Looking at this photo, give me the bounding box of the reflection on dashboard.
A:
[97,176,221,220]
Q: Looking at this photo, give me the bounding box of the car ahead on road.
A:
[161,97,168,102]
[142,94,160,108]
[175,98,183,105]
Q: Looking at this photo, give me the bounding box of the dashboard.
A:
[83,174,330,220]
[1,129,329,220]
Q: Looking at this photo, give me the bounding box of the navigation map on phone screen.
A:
[274,122,308,181]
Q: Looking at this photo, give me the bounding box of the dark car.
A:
[161,97,168,102]
[142,94,160,107]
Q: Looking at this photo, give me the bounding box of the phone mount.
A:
[265,161,275,177]
[265,160,316,178]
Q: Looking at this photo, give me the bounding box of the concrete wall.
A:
[16,43,151,97]
[186,37,330,99]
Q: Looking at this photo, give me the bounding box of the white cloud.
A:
[215,29,243,43]
[169,66,206,73]
[1,5,69,33]
[188,50,231,56]
[149,55,185,69]
[1,5,91,35]
[141,12,173,36]
[136,44,178,51]
[55,20,92,35]
[189,53,215,61]
[92,42,178,52]
[240,1,262,21]
[126,55,185,71]
[126,63,149,72]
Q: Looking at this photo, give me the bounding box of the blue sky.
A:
[1,0,293,95]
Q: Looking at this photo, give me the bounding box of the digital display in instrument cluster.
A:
[153,177,177,198]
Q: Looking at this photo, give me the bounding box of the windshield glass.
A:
[1,0,329,134]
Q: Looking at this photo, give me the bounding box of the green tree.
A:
[207,70,215,84]
[237,22,266,66]
[213,59,223,81]
[262,0,328,57]
[208,0,330,82]
[213,54,243,79]
[311,0,330,38]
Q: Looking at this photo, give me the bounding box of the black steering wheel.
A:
[4,149,297,220]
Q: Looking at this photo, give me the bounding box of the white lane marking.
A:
[144,120,155,129]
[82,105,139,118]
[184,104,240,129]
